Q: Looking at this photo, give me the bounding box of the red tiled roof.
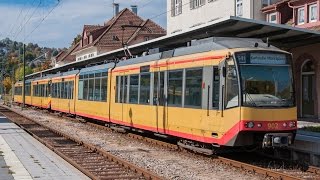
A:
[56,42,80,63]
[74,8,166,53]
[83,25,105,34]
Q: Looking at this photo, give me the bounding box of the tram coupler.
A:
[262,133,293,148]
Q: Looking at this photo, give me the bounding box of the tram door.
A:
[120,74,128,122]
[153,71,166,133]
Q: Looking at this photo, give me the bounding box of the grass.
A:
[301,126,320,133]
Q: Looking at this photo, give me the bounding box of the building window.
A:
[268,12,277,23]
[144,36,149,41]
[297,7,305,25]
[172,0,182,16]
[190,0,205,10]
[236,0,243,17]
[309,4,317,22]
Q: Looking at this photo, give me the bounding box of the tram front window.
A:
[237,52,294,107]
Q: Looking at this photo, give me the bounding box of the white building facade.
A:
[167,0,282,34]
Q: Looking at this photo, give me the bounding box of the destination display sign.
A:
[236,52,288,65]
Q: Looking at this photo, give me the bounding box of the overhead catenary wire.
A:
[13,0,42,41]
[23,0,61,42]
[11,0,38,40]
[6,1,28,40]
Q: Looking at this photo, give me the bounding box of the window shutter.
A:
[171,0,175,16]
[190,0,193,9]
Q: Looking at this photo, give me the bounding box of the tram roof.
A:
[27,16,320,78]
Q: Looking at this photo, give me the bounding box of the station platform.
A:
[298,120,320,129]
[0,116,89,180]
[285,120,320,166]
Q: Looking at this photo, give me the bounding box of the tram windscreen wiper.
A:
[243,89,257,107]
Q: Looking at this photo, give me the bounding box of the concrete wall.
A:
[167,0,266,34]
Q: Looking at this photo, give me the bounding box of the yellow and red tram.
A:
[14,38,297,152]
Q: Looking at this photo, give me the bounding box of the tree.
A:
[72,34,82,46]
[15,66,33,81]
[25,51,35,62]
[3,77,12,94]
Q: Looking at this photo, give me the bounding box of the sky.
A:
[0,0,167,48]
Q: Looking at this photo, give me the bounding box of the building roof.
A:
[56,42,80,64]
[83,25,105,34]
[74,8,166,53]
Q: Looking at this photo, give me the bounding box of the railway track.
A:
[0,106,162,180]
[87,120,320,180]
[7,104,320,180]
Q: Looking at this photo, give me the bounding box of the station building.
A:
[167,0,320,120]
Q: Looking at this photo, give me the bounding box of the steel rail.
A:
[0,105,163,180]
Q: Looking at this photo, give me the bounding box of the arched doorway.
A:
[301,60,315,117]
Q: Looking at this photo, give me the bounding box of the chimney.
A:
[131,5,137,15]
[113,3,119,16]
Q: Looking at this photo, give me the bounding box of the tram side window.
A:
[140,73,150,104]
[101,73,108,101]
[94,73,101,101]
[78,76,84,100]
[52,83,56,98]
[70,81,73,99]
[65,82,68,99]
[83,75,89,100]
[46,83,50,97]
[168,70,183,107]
[66,82,70,99]
[25,84,31,96]
[88,74,94,100]
[78,72,107,101]
[212,67,220,108]
[225,59,239,108]
[33,85,36,96]
[153,72,165,106]
[120,76,128,103]
[57,82,61,98]
[129,75,139,104]
[15,86,22,95]
[185,68,202,107]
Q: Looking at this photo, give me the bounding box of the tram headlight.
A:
[245,122,255,128]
